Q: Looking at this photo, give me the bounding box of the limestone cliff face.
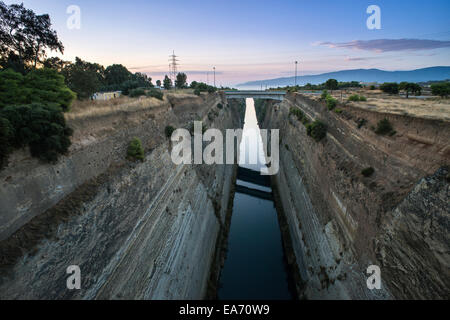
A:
[0,93,243,299]
[259,93,449,299]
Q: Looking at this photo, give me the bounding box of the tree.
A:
[132,72,153,88]
[1,103,73,163]
[175,72,187,89]
[104,64,132,86]
[163,75,172,90]
[62,57,105,99]
[0,1,63,72]
[156,80,161,87]
[380,82,399,95]
[43,57,70,72]
[325,79,338,91]
[0,68,76,110]
[431,82,450,98]
[399,82,421,98]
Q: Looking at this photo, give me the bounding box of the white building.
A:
[92,91,122,101]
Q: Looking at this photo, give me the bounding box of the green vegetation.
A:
[334,108,343,114]
[0,104,73,164]
[380,82,399,94]
[129,88,146,98]
[156,80,161,87]
[273,80,361,92]
[399,82,421,98]
[61,57,105,99]
[326,96,337,110]
[147,88,164,100]
[348,94,367,102]
[217,103,223,109]
[306,120,327,142]
[0,116,13,168]
[190,81,217,94]
[127,138,144,161]
[325,79,338,91]
[431,82,450,97]
[361,167,375,177]
[163,75,172,90]
[0,2,64,73]
[175,73,187,89]
[289,107,309,124]
[320,90,329,100]
[0,68,76,111]
[375,118,395,136]
[357,118,367,129]
[165,125,175,138]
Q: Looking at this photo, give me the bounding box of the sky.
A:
[4,0,450,86]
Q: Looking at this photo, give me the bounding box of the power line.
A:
[169,50,179,85]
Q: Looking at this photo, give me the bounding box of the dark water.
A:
[217,99,295,300]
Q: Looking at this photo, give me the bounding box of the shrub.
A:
[357,118,367,129]
[165,125,175,138]
[361,167,375,177]
[0,116,13,168]
[326,96,337,110]
[369,85,376,90]
[320,90,329,100]
[375,119,394,135]
[0,104,73,163]
[334,108,343,114]
[289,107,310,125]
[194,88,201,96]
[431,82,450,97]
[217,103,223,109]
[127,137,144,161]
[306,120,327,142]
[348,94,367,102]
[129,88,146,98]
[147,88,164,100]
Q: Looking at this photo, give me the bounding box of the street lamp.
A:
[295,61,298,87]
[213,67,216,87]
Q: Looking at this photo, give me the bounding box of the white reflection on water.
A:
[238,99,268,173]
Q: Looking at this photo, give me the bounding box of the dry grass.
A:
[302,90,450,121]
[66,96,165,121]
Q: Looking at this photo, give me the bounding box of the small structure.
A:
[92,91,122,101]
[360,82,378,88]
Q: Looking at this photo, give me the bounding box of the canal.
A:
[218,99,296,300]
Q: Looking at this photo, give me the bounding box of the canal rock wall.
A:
[0,93,243,299]
[260,93,449,299]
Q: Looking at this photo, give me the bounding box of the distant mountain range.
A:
[237,66,450,87]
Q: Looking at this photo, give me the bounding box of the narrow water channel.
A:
[218,99,295,300]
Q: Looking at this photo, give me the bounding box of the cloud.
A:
[318,39,450,52]
[345,57,373,61]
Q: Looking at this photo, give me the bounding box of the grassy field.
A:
[302,89,450,121]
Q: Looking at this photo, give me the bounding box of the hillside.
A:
[238,66,450,87]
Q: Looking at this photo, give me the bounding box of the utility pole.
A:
[213,67,216,87]
[169,50,179,87]
[206,72,209,85]
[295,61,298,87]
